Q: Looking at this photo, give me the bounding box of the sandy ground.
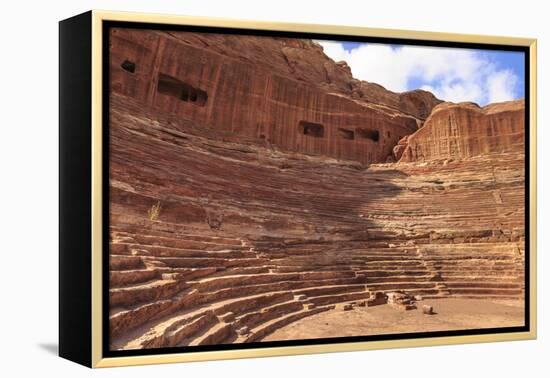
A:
[263,298,525,341]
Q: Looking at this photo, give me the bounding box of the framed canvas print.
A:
[59,10,537,368]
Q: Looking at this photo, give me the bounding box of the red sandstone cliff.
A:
[397,100,525,162]
[110,29,441,164]
[158,31,442,119]
[110,28,525,166]
[107,28,526,349]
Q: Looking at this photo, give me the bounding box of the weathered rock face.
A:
[108,28,525,350]
[110,28,441,164]
[398,100,525,162]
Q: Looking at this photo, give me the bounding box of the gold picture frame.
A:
[59,10,537,368]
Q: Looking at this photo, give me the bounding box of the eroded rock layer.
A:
[108,29,525,350]
[109,93,524,350]
[397,100,525,162]
[110,28,441,165]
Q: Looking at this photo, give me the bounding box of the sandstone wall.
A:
[110,28,440,164]
[107,29,525,349]
[108,93,525,349]
[398,101,525,162]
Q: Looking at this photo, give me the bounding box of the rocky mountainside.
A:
[163,31,442,120]
[110,28,442,165]
[108,29,525,350]
[396,100,525,162]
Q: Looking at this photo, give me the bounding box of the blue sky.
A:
[319,41,525,105]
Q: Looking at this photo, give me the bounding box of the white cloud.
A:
[486,69,518,103]
[317,41,520,105]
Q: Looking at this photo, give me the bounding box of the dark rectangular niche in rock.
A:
[157,73,208,106]
[298,121,324,138]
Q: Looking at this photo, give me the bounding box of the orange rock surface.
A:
[398,100,524,162]
[110,28,441,165]
[107,28,525,350]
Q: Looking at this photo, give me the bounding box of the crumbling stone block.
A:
[367,291,388,307]
[237,326,250,336]
[422,305,435,315]
[219,312,235,322]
